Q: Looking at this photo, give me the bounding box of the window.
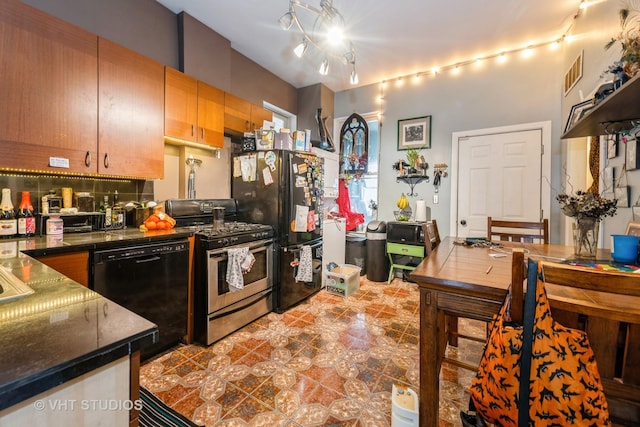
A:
[263,101,296,132]
[335,112,380,230]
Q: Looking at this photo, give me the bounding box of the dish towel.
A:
[226,247,255,291]
[295,245,313,282]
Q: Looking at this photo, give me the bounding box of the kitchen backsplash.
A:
[0,172,154,213]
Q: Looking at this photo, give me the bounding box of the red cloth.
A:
[336,179,364,231]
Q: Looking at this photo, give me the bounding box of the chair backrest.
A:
[487,217,549,244]
[421,220,441,256]
[537,260,640,425]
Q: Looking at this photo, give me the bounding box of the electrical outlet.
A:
[433,194,439,204]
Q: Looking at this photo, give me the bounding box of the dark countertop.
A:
[0,227,194,411]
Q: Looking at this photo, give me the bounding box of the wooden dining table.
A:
[409,236,640,427]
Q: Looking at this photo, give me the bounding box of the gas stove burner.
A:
[194,222,274,249]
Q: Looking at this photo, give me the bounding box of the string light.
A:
[375,1,584,88]
[382,37,566,86]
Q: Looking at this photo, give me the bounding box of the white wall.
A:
[154,138,232,202]
[335,47,563,241]
[561,1,633,245]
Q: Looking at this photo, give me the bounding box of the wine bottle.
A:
[100,195,112,227]
[0,188,17,238]
[112,190,124,227]
[17,191,35,237]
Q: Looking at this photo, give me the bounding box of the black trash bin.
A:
[345,232,367,275]
[366,221,390,282]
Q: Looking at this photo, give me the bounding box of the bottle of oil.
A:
[0,188,17,238]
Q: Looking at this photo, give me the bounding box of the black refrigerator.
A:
[232,149,324,312]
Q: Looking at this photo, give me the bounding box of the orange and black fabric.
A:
[469,264,610,426]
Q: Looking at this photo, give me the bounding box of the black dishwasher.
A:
[91,239,189,360]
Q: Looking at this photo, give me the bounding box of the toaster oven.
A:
[386,221,425,245]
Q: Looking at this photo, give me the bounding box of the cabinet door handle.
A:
[84,151,91,167]
[245,120,250,131]
[191,124,195,136]
[201,127,205,139]
[103,153,109,168]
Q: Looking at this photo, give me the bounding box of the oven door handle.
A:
[207,239,273,256]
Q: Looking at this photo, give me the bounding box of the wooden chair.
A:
[421,220,441,256]
[487,217,549,244]
[519,260,640,426]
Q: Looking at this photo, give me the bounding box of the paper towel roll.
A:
[415,199,427,222]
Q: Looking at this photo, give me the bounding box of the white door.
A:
[451,122,551,238]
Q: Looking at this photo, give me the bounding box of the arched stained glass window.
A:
[340,113,369,175]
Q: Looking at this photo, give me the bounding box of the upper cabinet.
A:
[224,93,272,135]
[164,67,224,148]
[0,0,98,174]
[562,73,640,139]
[98,38,165,179]
[197,81,224,148]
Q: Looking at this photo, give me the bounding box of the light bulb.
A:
[279,11,293,30]
[326,26,344,45]
[350,69,359,85]
[293,40,308,58]
[319,58,329,75]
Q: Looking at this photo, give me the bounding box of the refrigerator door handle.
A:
[283,239,323,253]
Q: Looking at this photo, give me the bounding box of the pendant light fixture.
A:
[278,0,358,85]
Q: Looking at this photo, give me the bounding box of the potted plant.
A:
[556,190,617,257]
[605,4,640,80]
[406,148,419,174]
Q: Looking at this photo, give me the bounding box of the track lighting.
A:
[279,0,357,84]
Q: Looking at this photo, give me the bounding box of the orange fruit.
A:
[156,221,166,229]
[145,221,157,230]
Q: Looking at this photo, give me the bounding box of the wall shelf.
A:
[562,72,640,139]
[397,175,429,196]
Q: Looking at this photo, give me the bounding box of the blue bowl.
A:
[611,234,639,263]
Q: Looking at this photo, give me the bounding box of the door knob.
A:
[460,220,467,226]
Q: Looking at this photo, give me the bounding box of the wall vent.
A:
[564,50,583,96]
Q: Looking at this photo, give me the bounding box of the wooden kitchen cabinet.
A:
[35,251,90,287]
[0,0,98,175]
[98,38,165,179]
[164,67,224,148]
[224,93,272,135]
[197,81,224,148]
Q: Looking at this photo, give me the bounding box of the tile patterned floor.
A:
[140,277,485,426]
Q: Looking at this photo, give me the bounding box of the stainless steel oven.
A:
[165,198,275,346]
[201,239,273,344]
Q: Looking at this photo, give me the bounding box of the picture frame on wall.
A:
[607,134,618,159]
[626,136,640,170]
[603,166,614,195]
[625,221,640,236]
[632,207,640,222]
[564,99,593,133]
[398,116,431,150]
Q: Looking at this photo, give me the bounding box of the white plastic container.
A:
[46,216,64,235]
[325,264,360,297]
[391,384,419,427]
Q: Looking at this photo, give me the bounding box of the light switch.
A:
[433,194,439,204]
